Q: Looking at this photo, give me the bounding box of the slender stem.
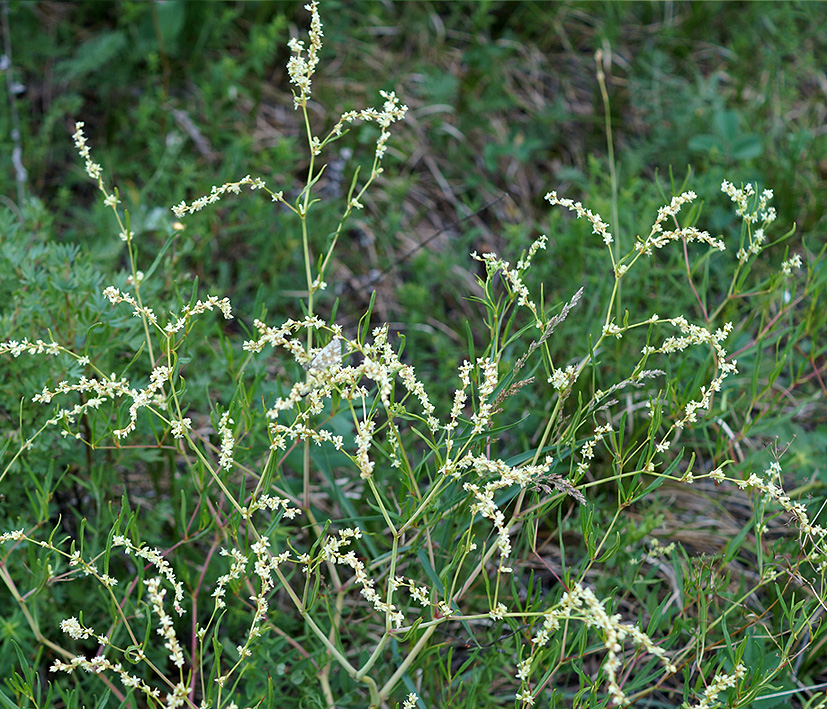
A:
[681,236,710,323]
[377,624,437,703]
[303,438,311,510]
[595,47,621,316]
[0,419,51,485]
[397,475,449,535]
[355,632,391,681]
[368,477,398,536]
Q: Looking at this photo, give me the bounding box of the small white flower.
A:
[489,602,507,620]
[516,689,535,705]
[781,253,802,275]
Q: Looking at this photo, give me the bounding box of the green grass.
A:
[1,2,826,708]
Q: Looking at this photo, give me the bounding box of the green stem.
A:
[355,632,390,681]
[377,624,437,703]
[595,47,621,314]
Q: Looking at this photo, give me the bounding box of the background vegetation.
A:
[4,2,827,350]
[1,2,826,708]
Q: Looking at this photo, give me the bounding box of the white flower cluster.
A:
[471,248,544,327]
[545,191,614,246]
[248,320,442,486]
[245,314,332,356]
[461,454,555,572]
[447,360,474,435]
[721,180,776,225]
[210,541,285,678]
[548,364,579,391]
[287,1,323,108]
[103,285,157,323]
[206,535,297,689]
[355,418,376,479]
[239,493,301,522]
[212,547,249,610]
[386,420,403,468]
[392,358,437,431]
[218,411,235,470]
[470,357,499,434]
[489,602,508,620]
[121,364,174,439]
[721,180,777,263]
[31,370,133,433]
[51,654,162,704]
[171,175,266,218]
[245,317,350,424]
[169,416,192,440]
[524,583,676,707]
[307,527,406,628]
[516,656,536,703]
[684,663,747,709]
[72,121,137,242]
[516,687,535,706]
[515,235,548,271]
[390,575,431,608]
[145,576,185,668]
[642,317,737,431]
[0,337,61,358]
[334,90,409,168]
[446,357,501,436]
[634,191,726,256]
[249,537,290,637]
[9,533,120,594]
[737,461,827,547]
[269,420,345,452]
[0,528,25,542]
[168,295,233,333]
[71,121,103,183]
[59,616,105,643]
[46,540,189,707]
[575,423,613,476]
[781,253,802,276]
[103,285,231,336]
[602,321,623,339]
[112,535,185,614]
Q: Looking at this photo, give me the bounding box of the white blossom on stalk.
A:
[781,253,802,275]
[355,418,376,479]
[685,664,746,709]
[72,122,103,182]
[218,411,235,470]
[145,577,184,668]
[526,583,675,706]
[287,1,323,108]
[545,191,614,245]
[171,175,265,218]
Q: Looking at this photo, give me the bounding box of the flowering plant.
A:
[1,4,822,709]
